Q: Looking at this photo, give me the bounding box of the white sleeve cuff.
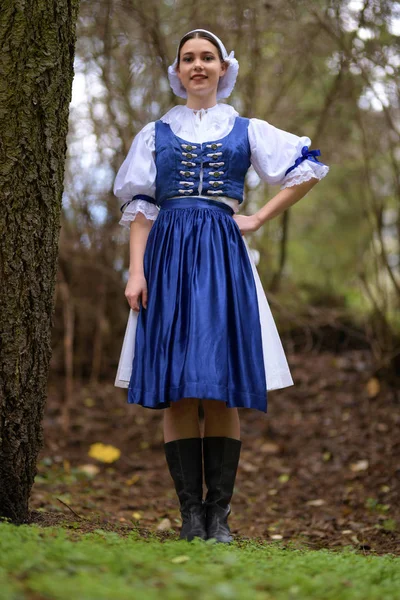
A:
[280,160,329,190]
[119,200,159,228]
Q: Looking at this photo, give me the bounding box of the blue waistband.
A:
[160,197,234,216]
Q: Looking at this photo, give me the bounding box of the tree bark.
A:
[0,0,80,523]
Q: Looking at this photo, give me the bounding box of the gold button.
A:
[211,144,218,150]
[186,145,193,150]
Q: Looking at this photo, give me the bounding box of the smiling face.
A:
[176,37,227,103]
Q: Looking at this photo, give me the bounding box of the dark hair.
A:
[176,31,224,67]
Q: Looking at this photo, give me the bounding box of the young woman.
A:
[114,29,329,543]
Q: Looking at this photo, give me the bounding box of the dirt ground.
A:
[30,349,400,556]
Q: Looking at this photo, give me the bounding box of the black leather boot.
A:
[164,437,207,541]
[203,436,242,543]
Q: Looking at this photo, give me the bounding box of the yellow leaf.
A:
[84,398,96,407]
[171,555,190,564]
[322,452,332,462]
[132,512,142,520]
[63,459,70,473]
[88,443,121,464]
[125,474,140,486]
[366,378,380,398]
[278,474,290,483]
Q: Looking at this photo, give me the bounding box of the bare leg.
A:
[202,400,240,440]
[163,397,201,443]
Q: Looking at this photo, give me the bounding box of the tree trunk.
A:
[90,278,106,387]
[0,0,80,523]
[58,269,75,436]
[270,210,290,293]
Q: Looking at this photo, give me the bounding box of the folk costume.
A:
[113,29,329,542]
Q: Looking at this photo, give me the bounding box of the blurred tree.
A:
[0,0,80,522]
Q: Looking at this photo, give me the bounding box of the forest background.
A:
[28,0,400,554]
[57,0,400,390]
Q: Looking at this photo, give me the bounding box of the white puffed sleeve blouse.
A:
[113,104,329,228]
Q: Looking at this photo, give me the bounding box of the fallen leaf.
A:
[77,464,100,476]
[268,489,278,496]
[278,474,290,483]
[350,460,369,472]
[125,474,140,486]
[84,398,96,407]
[157,518,172,531]
[241,461,258,473]
[377,423,388,432]
[171,555,190,564]
[88,443,121,464]
[366,378,380,398]
[306,499,326,507]
[132,512,142,520]
[260,442,280,454]
[270,534,283,540]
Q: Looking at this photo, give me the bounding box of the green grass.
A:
[0,522,399,600]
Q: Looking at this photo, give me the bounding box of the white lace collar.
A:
[160,103,239,135]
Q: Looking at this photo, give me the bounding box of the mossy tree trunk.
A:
[0,0,80,523]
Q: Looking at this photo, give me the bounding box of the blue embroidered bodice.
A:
[154,117,251,206]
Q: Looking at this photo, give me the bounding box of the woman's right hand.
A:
[125,273,148,312]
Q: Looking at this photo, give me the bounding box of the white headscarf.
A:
[167,29,239,100]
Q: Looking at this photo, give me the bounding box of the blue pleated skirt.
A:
[127,197,268,411]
